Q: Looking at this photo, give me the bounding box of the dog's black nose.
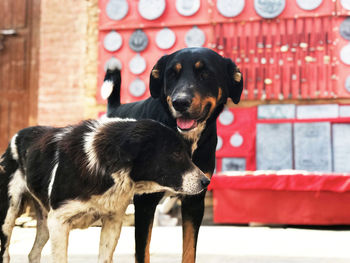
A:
[172,96,191,112]
[201,177,210,188]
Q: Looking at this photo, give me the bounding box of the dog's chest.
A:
[52,170,135,229]
[180,122,206,154]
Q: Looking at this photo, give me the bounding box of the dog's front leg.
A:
[98,216,123,263]
[47,211,70,263]
[134,192,164,263]
[181,191,206,263]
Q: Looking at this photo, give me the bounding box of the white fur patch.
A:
[101,80,114,100]
[105,59,122,71]
[8,170,27,205]
[0,157,4,173]
[48,163,58,198]
[10,134,18,161]
[134,181,175,195]
[181,167,206,195]
[47,211,70,263]
[100,117,137,124]
[84,119,136,173]
[53,126,73,143]
[84,121,100,173]
[2,170,27,263]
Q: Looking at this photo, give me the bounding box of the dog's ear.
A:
[225,58,243,104]
[150,54,169,98]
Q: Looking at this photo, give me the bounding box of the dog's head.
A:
[122,120,210,195]
[149,47,243,132]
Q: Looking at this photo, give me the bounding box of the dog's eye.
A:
[167,69,177,79]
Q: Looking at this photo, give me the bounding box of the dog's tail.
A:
[0,145,19,182]
[101,61,122,112]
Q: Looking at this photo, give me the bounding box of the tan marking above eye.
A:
[174,63,182,73]
[151,69,160,79]
[166,96,172,106]
[195,61,203,69]
[234,72,242,82]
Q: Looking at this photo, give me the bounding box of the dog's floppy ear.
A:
[225,58,243,104]
[150,54,169,98]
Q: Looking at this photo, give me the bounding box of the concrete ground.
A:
[8,225,350,263]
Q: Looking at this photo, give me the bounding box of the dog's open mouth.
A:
[176,118,198,131]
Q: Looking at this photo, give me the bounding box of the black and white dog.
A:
[0,118,209,263]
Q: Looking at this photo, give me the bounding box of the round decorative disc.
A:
[106,0,128,21]
[340,17,350,41]
[296,0,322,10]
[129,29,149,52]
[129,54,147,75]
[176,0,200,16]
[104,57,122,72]
[341,0,350,10]
[129,78,146,97]
[216,136,223,151]
[340,44,350,65]
[345,75,350,93]
[138,0,166,20]
[254,0,285,19]
[230,132,243,148]
[185,26,206,47]
[103,31,122,52]
[219,109,234,125]
[217,0,245,18]
[156,28,176,50]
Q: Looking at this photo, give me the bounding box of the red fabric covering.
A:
[209,173,350,193]
[213,189,350,225]
[210,173,350,224]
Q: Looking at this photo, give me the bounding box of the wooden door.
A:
[0,0,40,152]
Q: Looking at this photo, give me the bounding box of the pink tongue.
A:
[177,118,196,130]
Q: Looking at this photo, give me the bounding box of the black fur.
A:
[104,47,243,262]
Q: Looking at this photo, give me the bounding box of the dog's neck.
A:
[178,121,206,154]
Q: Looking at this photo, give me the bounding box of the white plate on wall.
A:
[129,54,147,75]
[106,0,128,21]
[156,28,176,50]
[217,0,245,17]
[230,132,243,147]
[185,26,205,47]
[341,0,350,10]
[340,44,350,65]
[216,136,223,151]
[176,0,200,16]
[129,78,146,97]
[340,17,350,41]
[103,31,123,52]
[138,0,166,20]
[219,110,234,125]
[254,0,285,19]
[296,0,322,10]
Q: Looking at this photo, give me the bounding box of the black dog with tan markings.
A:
[0,118,209,263]
[103,47,243,263]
